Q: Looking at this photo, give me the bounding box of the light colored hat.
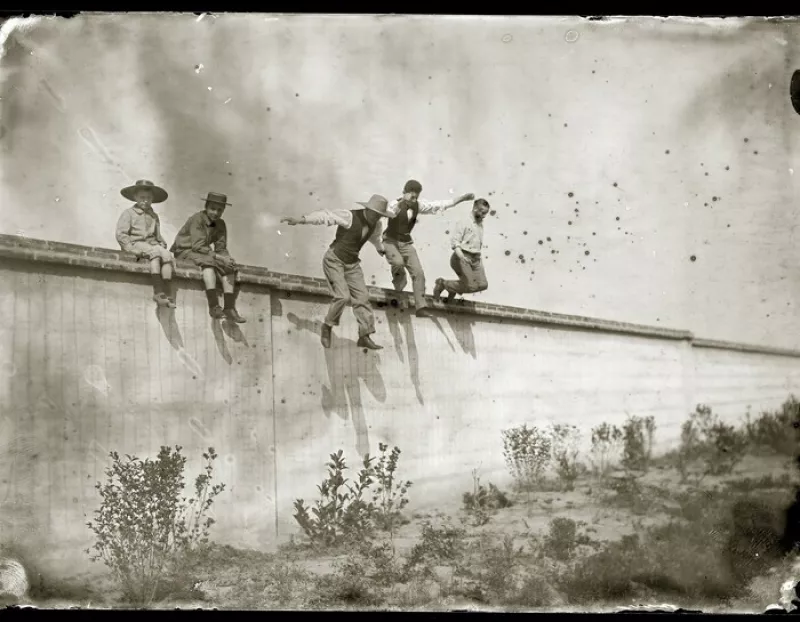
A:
[355,194,390,217]
[120,179,168,203]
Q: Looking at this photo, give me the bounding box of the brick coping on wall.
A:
[1,233,798,357]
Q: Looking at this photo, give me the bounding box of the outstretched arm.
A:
[417,192,475,215]
[281,209,353,228]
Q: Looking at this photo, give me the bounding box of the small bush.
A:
[548,424,582,490]
[462,469,513,526]
[293,449,376,549]
[743,396,800,456]
[502,424,552,492]
[540,517,593,562]
[371,443,413,533]
[589,422,623,478]
[621,415,656,474]
[405,519,468,576]
[678,405,748,481]
[85,446,225,605]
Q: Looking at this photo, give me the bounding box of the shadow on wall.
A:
[285,311,387,457]
[442,306,478,358]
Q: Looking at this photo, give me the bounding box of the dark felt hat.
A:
[200,191,232,206]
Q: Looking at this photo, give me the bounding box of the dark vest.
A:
[383,199,419,243]
[329,209,378,264]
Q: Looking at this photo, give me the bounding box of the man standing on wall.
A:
[433,198,491,302]
[280,194,392,350]
[384,179,474,317]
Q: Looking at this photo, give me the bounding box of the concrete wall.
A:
[1,233,800,562]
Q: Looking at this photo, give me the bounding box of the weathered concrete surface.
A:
[1,237,800,567]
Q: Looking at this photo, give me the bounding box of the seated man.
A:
[115,179,176,308]
[170,191,246,323]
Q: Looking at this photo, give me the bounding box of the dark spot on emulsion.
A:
[744,137,749,143]
[258,176,263,181]
[445,230,450,235]
[705,172,709,177]
[228,172,233,176]
[266,107,271,111]
[521,162,526,166]
[725,166,730,171]
[281,398,286,404]
[295,93,299,97]
[568,192,574,198]
[593,232,596,236]
[523,231,528,235]
[754,150,759,155]
[690,255,697,262]
[585,250,590,256]
[490,210,497,216]
[727,224,731,228]
[505,250,511,256]
[538,240,543,245]
[616,216,620,221]
[568,221,573,225]
[564,123,568,127]
[705,203,709,207]
[547,237,552,242]
[613,182,618,187]
[712,196,718,202]
[665,149,670,154]
[514,210,518,214]
[551,250,556,254]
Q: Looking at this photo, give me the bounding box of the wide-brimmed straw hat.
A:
[355,194,390,217]
[120,179,168,203]
[200,191,232,206]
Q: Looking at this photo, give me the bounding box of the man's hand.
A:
[459,193,475,203]
[454,247,466,262]
[281,216,301,226]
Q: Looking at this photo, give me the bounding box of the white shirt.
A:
[299,208,385,253]
[451,217,484,254]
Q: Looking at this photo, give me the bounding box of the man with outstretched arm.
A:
[280,194,392,350]
[383,179,474,317]
[433,198,491,302]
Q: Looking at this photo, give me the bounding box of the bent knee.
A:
[475,282,488,292]
[334,294,352,306]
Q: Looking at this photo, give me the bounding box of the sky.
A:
[1,14,799,348]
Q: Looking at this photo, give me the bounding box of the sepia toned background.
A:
[0,14,799,348]
[2,14,800,611]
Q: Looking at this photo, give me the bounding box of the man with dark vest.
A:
[280,194,392,350]
[384,179,474,317]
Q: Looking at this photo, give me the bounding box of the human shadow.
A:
[211,320,233,365]
[384,308,425,405]
[155,306,184,351]
[442,304,478,359]
[286,311,387,457]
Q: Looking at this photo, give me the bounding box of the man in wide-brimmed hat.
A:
[115,179,177,308]
[281,194,391,350]
[170,191,246,323]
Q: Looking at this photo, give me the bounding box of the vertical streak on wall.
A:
[679,337,697,445]
[269,291,280,540]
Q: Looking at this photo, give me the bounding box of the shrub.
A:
[502,424,552,492]
[370,443,413,534]
[539,517,593,562]
[743,396,800,456]
[589,422,623,478]
[678,405,748,481]
[462,469,513,526]
[293,449,376,548]
[85,446,225,605]
[621,415,656,474]
[405,519,468,576]
[548,424,582,490]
